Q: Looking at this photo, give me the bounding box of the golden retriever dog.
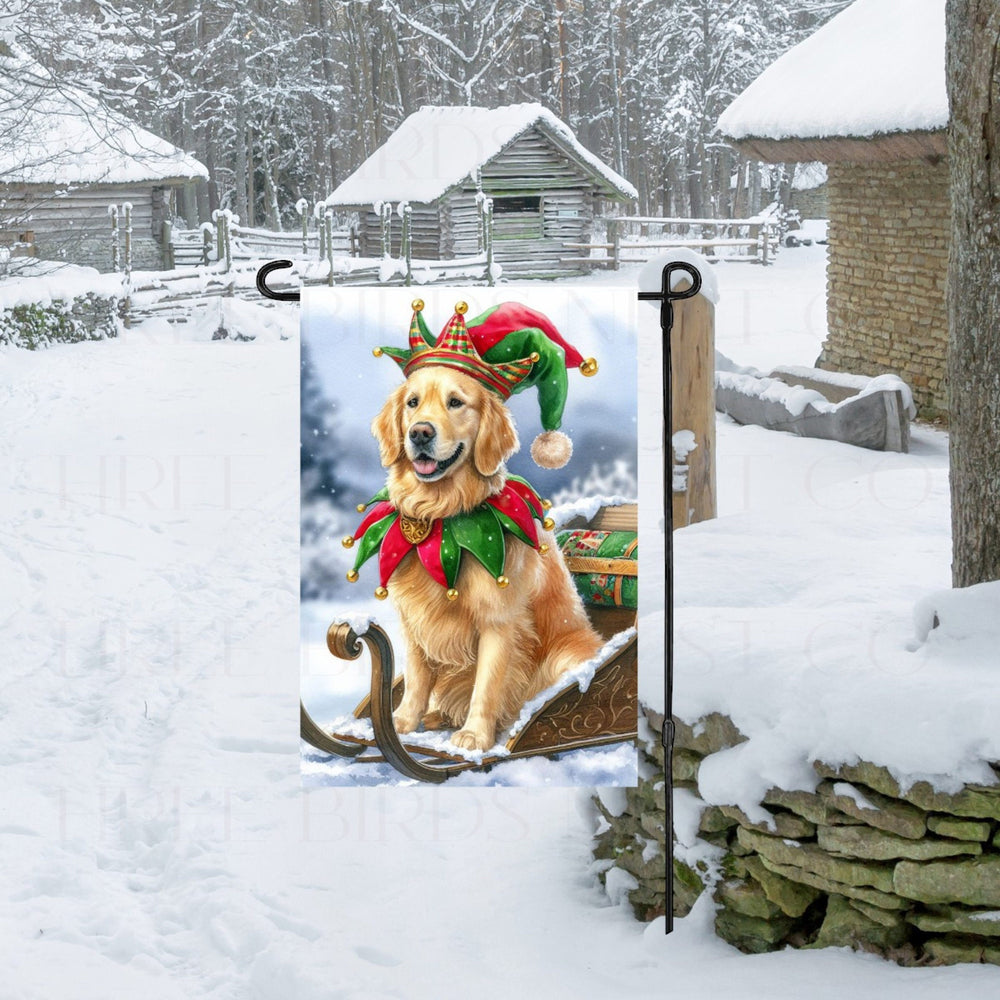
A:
[371,364,603,751]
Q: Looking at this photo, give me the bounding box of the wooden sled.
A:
[300,504,638,783]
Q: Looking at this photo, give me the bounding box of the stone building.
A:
[717,0,949,418]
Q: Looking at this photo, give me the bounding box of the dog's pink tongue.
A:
[413,457,438,476]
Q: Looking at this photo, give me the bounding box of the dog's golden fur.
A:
[371,366,603,751]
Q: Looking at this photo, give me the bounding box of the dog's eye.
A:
[406,396,419,408]
[448,397,464,409]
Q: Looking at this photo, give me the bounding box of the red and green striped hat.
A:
[377,299,598,469]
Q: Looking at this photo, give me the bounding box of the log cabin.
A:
[0,40,207,272]
[325,104,637,278]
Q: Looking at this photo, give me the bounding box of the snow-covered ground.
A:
[3,247,999,997]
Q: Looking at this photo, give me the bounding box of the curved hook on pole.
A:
[256,259,301,301]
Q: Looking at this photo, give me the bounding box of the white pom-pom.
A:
[531,430,573,469]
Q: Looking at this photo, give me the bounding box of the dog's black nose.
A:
[409,422,436,445]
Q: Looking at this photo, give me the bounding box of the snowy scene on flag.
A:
[300,287,640,786]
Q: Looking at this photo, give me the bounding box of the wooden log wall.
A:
[1,183,169,272]
[358,206,440,259]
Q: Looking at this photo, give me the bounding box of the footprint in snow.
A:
[354,945,402,968]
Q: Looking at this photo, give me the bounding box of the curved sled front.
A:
[300,623,637,781]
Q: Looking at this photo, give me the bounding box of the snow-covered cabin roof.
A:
[0,42,207,186]
[327,103,637,206]
[717,0,947,163]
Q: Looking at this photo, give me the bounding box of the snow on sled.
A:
[299,503,638,783]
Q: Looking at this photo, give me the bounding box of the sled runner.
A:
[300,503,639,783]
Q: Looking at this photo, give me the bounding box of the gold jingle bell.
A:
[375,586,389,600]
[579,357,599,377]
[446,588,459,601]
[342,535,355,549]
[346,569,359,583]
[542,516,555,531]
[496,575,509,588]
[411,298,425,312]
[454,301,468,315]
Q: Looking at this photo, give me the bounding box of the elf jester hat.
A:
[376,298,598,469]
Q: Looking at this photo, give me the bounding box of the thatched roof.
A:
[0,41,207,186]
[327,103,637,206]
[717,0,947,163]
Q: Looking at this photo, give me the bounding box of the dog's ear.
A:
[473,393,519,477]
[371,385,406,468]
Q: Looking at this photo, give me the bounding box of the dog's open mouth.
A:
[412,443,464,481]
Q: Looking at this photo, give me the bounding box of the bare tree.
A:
[946,0,1000,587]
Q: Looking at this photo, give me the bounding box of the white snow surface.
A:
[717,0,947,141]
[325,103,637,205]
[3,247,1000,995]
[0,42,207,184]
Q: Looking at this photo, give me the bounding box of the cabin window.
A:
[492,195,543,239]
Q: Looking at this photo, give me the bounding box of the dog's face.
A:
[372,367,519,482]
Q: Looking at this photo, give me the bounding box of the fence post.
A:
[671,279,717,527]
[223,212,232,272]
[380,203,392,259]
[483,197,494,287]
[761,223,770,266]
[163,220,174,270]
[298,198,310,256]
[123,202,133,279]
[109,204,120,272]
[325,210,335,286]
[122,202,133,324]
[402,203,413,287]
[609,218,620,271]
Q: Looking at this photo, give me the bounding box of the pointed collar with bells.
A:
[343,476,554,601]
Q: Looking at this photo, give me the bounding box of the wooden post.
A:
[109,204,120,272]
[609,218,620,270]
[671,284,717,528]
[163,221,174,270]
[484,198,494,287]
[214,211,224,264]
[123,202,133,278]
[402,203,413,286]
[761,223,771,266]
[325,210,334,286]
[380,203,392,259]
[222,212,232,272]
[301,200,310,255]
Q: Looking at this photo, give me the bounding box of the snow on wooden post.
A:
[324,210,335,287]
[401,203,413,287]
[163,221,174,270]
[483,197,495,287]
[297,198,309,256]
[123,202,133,280]
[641,252,717,528]
[671,271,716,527]
[108,205,120,273]
[609,218,621,271]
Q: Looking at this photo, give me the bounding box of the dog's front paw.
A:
[392,709,421,734]
[451,726,494,752]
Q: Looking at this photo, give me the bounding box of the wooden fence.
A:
[158,199,495,287]
[568,204,785,269]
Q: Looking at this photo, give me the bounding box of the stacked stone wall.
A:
[817,159,950,419]
[593,707,1000,966]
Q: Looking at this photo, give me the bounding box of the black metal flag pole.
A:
[638,260,702,934]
